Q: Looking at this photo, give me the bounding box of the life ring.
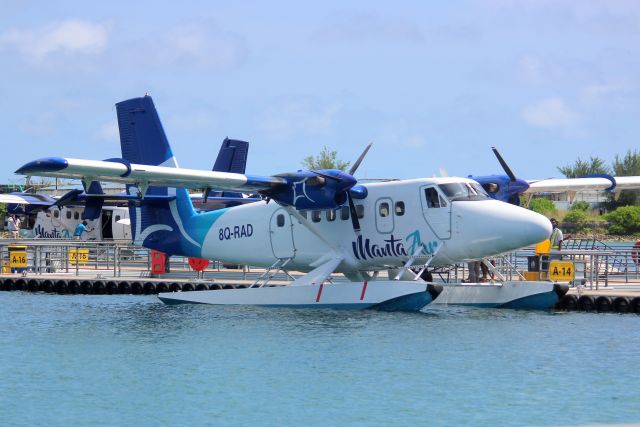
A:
[632,240,640,265]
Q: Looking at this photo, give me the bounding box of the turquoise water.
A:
[1,292,639,426]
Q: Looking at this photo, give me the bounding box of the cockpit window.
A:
[483,182,499,193]
[424,187,447,208]
[438,182,490,202]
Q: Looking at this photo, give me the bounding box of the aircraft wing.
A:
[612,176,640,190]
[525,176,640,193]
[0,192,56,205]
[15,157,287,193]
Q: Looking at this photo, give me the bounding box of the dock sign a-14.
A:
[549,261,575,281]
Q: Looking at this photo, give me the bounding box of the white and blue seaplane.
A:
[16,96,565,311]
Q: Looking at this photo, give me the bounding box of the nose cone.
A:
[15,157,68,175]
[452,200,551,258]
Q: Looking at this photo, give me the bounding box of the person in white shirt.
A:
[7,215,20,239]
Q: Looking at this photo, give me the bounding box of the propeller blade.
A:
[347,192,361,232]
[348,143,373,176]
[491,146,517,182]
[439,167,449,177]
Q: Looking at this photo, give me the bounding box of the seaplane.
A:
[16,96,561,311]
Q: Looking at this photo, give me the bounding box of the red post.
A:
[151,250,166,275]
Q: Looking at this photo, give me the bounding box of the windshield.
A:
[438,182,490,202]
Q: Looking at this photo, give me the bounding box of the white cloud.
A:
[153,24,248,70]
[310,12,423,44]
[578,82,639,112]
[96,120,119,144]
[0,19,109,63]
[404,135,426,148]
[167,111,219,131]
[18,111,57,135]
[522,97,580,129]
[519,55,544,81]
[259,98,341,140]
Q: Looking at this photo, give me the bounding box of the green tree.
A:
[569,201,590,211]
[557,156,610,178]
[609,149,640,207]
[563,209,589,231]
[605,205,640,235]
[613,149,640,176]
[302,146,351,171]
[528,198,556,216]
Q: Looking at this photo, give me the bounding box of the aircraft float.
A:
[16,96,561,311]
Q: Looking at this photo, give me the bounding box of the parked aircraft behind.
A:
[471,147,640,205]
[2,137,258,240]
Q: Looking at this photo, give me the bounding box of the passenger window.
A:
[115,216,121,222]
[277,214,285,227]
[74,212,80,220]
[66,211,72,219]
[312,211,322,223]
[425,188,441,208]
[356,205,364,219]
[341,206,350,220]
[395,201,405,216]
[326,209,336,222]
[54,210,60,218]
[379,202,389,218]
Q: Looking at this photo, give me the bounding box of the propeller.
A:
[346,143,372,232]
[348,143,372,175]
[491,146,517,182]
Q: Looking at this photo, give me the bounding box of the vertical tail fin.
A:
[116,96,200,256]
[213,137,249,174]
[116,96,177,167]
[206,137,250,200]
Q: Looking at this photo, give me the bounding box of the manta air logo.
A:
[34,225,71,239]
[352,230,439,261]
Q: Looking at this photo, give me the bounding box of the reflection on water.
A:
[1,292,639,427]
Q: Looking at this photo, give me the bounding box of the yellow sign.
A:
[10,251,27,267]
[549,261,575,282]
[69,249,90,264]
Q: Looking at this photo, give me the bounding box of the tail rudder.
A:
[116,96,199,255]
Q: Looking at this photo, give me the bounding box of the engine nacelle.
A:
[265,169,357,210]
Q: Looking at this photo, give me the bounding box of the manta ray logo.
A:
[292,178,315,205]
[131,180,201,250]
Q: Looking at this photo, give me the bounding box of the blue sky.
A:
[1,1,639,185]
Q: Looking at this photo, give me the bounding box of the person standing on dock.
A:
[73,220,93,240]
[550,218,563,251]
[7,215,20,239]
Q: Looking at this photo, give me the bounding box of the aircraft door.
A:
[101,210,113,239]
[420,185,451,240]
[269,209,296,259]
[375,198,394,234]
